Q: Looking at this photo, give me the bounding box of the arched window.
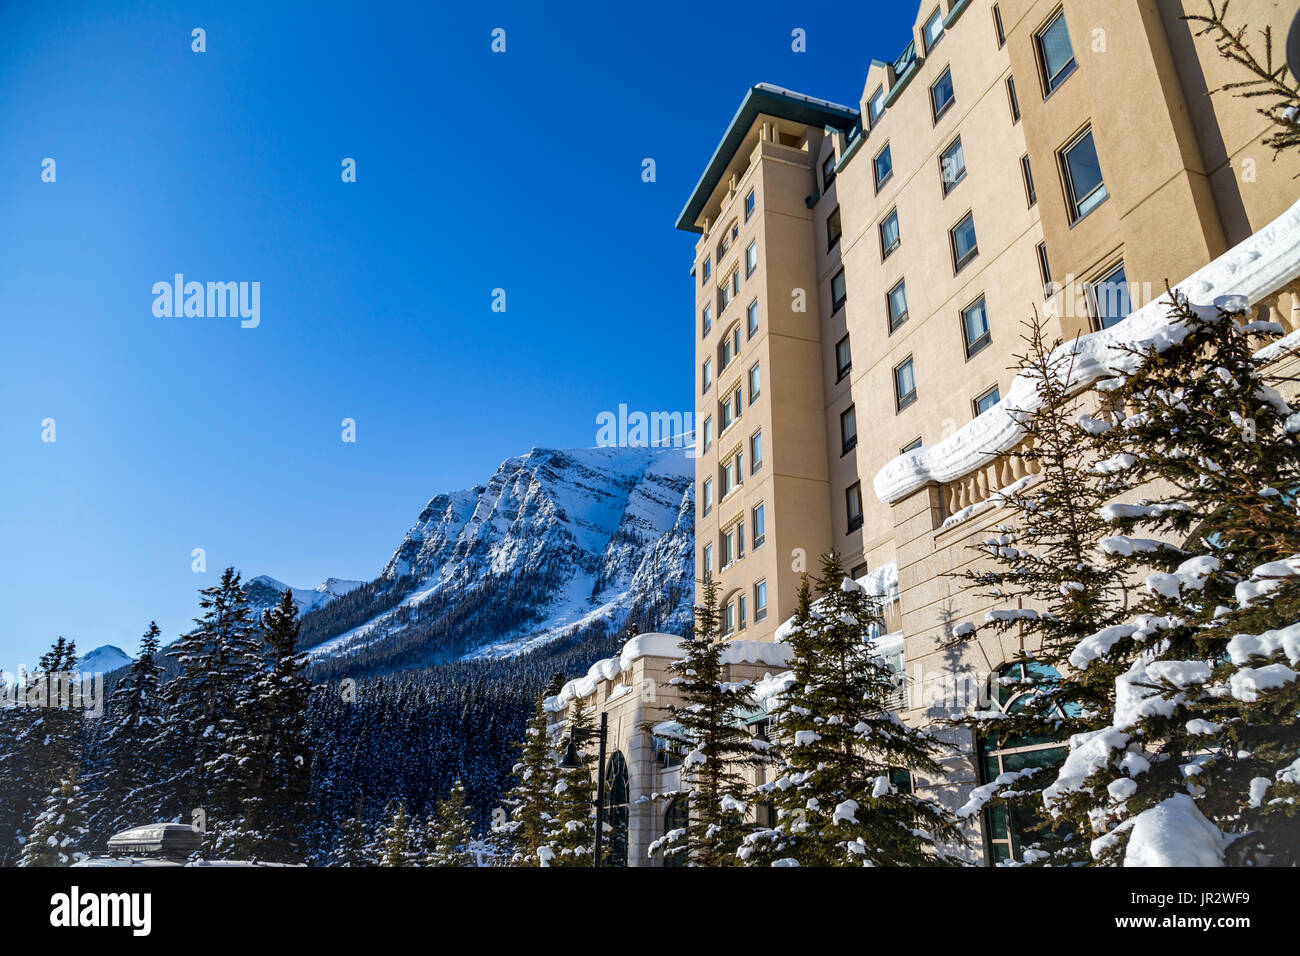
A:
[976,661,1069,864]
[662,797,688,868]
[603,751,629,868]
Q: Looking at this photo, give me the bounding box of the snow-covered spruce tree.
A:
[150,568,262,838]
[17,773,89,867]
[649,576,767,866]
[1052,290,1300,865]
[0,636,82,865]
[211,589,313,862]
[493,693,559,866]
[85,622,164,845]
[945,314,1133,865]
[742,555,964,866]
[425,779,475,867]
[378,800,418,866]
[331,798,375,866]
[547,695,596,866]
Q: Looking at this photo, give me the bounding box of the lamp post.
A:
[558,710,608,868]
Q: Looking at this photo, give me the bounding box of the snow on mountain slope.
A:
[78,644,133,675]
[244,575,364,618]
[305,446,695,668]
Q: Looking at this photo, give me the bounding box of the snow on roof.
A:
[873,195,1300,505]
[544,633,792,713]
[752,82,856,115]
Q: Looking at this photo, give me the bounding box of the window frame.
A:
[939,135,966,196]
[744,188,756,222]
[879,207,901,259]
[922,6,945,54]
[974,383,1001,418]
[961,294,992,359]
[748,362,761,405]
[835,333,852,382]
[1035,7,1077,97]
[826,204,842,252]
[830,268,847,314]
[750,429,763,474]
[845,481,864,533]
[950,211,979,274]
[1060,126,1108,224]
[1036,242,1053,298]
[840,403,858,455]
[867,86,885,127]
[1006,75,1020,123]
[754,578,768,620]
[894,355,918,412]
[993,3,1006,46]
[1020,154,1037,206]
[887,277,909,333]
[930,67,955,123]
[702,477,713,516]
[822,152,837,191]
[747,298,759,339]
[1086,261,1132,331]
[873,142,894,192]
[745,239,758,277]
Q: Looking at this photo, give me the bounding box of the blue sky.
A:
[0,1,915,666]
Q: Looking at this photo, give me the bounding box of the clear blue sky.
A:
[0,0,914,666]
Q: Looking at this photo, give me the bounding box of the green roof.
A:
[675,84,860,234]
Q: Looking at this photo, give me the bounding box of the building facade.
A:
[548,0,1300,866]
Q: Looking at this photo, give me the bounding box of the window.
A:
[662,799,688,864]
[835,334,852,381]
[719,326,739,369]
[1089,262,1132,329]
[940,137,966,195]
[993,3,1005,46]
[723,598,736,633]
[754,579,768,620]
[930,68,955,122]
[753,505,766,550]
[923,6,944,53]
[868,86,885,127]
[701,257,711,284]
[874,143,893,191]
[1006,76,1020,123]
[851,562,869,580]
[721,454,741,497]
[846,481,864,532]
[978,662,1073,863]
[822,152,837,190]
[901,436,923,454]
[739,593,747,629]
[826,205,842,251]
[950,212,978,273]
[603,752,630,867]
[887,278,909,332]
[702,477,713,516]
[703,544,713,577]
[745,188,756,221]
[750,430,762,473]
[702,358,712,393]
[747,299,759,339]
[894,356,917,411]
[1020,154,1036,206]
[962,295,992,358]
[719,385,741,431]
[702,416,713,451]
[702,304,712,337]
[840,404,857,454]
[1036,8,1077,96]
[974,384,1001,417]
[1036,242,1052,297]
[1061,128,1108,222]
[746,240,758,277]
[748,362,761,404]
[831,269,847,313]
[880,208,900,258]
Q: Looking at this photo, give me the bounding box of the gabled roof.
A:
[675,83,860,233]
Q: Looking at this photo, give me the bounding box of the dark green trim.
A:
[944,0,973,28]
[676,85,859,233]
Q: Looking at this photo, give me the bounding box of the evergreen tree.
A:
[150,568,262,840]
[493,693,559,865]
[379,801,417,867]
[946,314,1133,864]
[211,589,313,862]
[425,779,475,866]
[0,636,81,865]
[1054,290,1300,864]
[650,576,767,866]
[17,773,88,867]
[330,796,374,866]
[85,623,164,845]
[548,696,596,866]
[743,555,965,866]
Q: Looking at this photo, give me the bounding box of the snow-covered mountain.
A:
[300,446,694,671]
[78,644,133,675]
[244,575,365,617]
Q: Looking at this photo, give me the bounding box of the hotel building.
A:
[547,0,1300,865]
